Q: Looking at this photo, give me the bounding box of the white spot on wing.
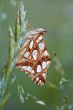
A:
[47,61,50,66]
[39,43,44,50]
[31,70,35,74]
[36,77,39,81]
[39,80,42,84]
[29,40,33,49]
[42,73,46,79]
[43,50,49,56]
[37,36,43,43]
[42,61,47,69]
[37,65,42,72]
[27,66,32,72]
[38,36,42,41]
[24,51,29,58]
[22,66,27,70]
[32,50,38,60]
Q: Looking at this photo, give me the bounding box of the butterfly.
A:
[16,28,51,86]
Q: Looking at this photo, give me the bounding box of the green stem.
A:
[0,93,11,110]
[0,2,27,109]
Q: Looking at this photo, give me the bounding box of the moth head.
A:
[26,28,47,39]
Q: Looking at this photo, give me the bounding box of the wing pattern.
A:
[16,28,51,85]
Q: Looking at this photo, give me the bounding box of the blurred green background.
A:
[0,0,73,110]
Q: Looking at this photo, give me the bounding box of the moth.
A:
[16,28,51,86]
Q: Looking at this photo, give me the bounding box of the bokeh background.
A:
[0,0,73,110]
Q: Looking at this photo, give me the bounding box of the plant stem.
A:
[0,2,27,108]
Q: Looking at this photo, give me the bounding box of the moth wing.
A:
[16,30,51,86]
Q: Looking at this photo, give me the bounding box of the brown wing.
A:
[31,38,51,85]
[16,32,51,85]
